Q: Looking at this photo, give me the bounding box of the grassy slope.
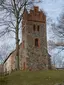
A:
[0,70,64,85]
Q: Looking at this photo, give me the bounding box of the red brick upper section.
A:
[23,6,46,23]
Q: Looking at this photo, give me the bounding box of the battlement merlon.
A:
[23,6,46,23]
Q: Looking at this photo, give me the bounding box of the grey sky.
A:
[0,0,64,66]
[39,0,64,21]
[39,0,64,67]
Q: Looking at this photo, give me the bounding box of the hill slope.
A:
[0,70,64,85]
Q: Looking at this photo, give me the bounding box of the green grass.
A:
[0,70,64,85]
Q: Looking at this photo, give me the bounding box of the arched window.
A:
[37,25,39,31]
[35,38,38,47]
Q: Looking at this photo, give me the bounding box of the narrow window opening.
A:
[35,38,38,47]
[37,25,39,31]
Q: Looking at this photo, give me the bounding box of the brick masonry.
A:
[3,6,51,73]
[20,6,51,70]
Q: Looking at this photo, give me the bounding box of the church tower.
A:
[21,6,49,70]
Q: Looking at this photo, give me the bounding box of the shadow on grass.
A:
[0,76,9,85]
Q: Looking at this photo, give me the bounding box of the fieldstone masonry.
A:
[3,6,51,73]
[20,6,51,70]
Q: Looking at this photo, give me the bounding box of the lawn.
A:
[0,70,64,85]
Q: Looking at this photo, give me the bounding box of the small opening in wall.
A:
[37,25,39,31]
[35,38,38,47]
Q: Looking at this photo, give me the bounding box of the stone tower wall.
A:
[21,6,49,70]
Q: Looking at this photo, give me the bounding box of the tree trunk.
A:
[16,18,19,70]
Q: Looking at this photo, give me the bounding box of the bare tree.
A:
[51,12,64,67]
[0,0,41,70]
[52,12,64,46]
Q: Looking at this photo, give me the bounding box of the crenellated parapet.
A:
[23,6,46,23]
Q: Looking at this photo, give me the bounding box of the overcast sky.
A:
[0,0,64,66]
[36,0,64,67]
[36,0,64,41]
[39,0,64,21]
